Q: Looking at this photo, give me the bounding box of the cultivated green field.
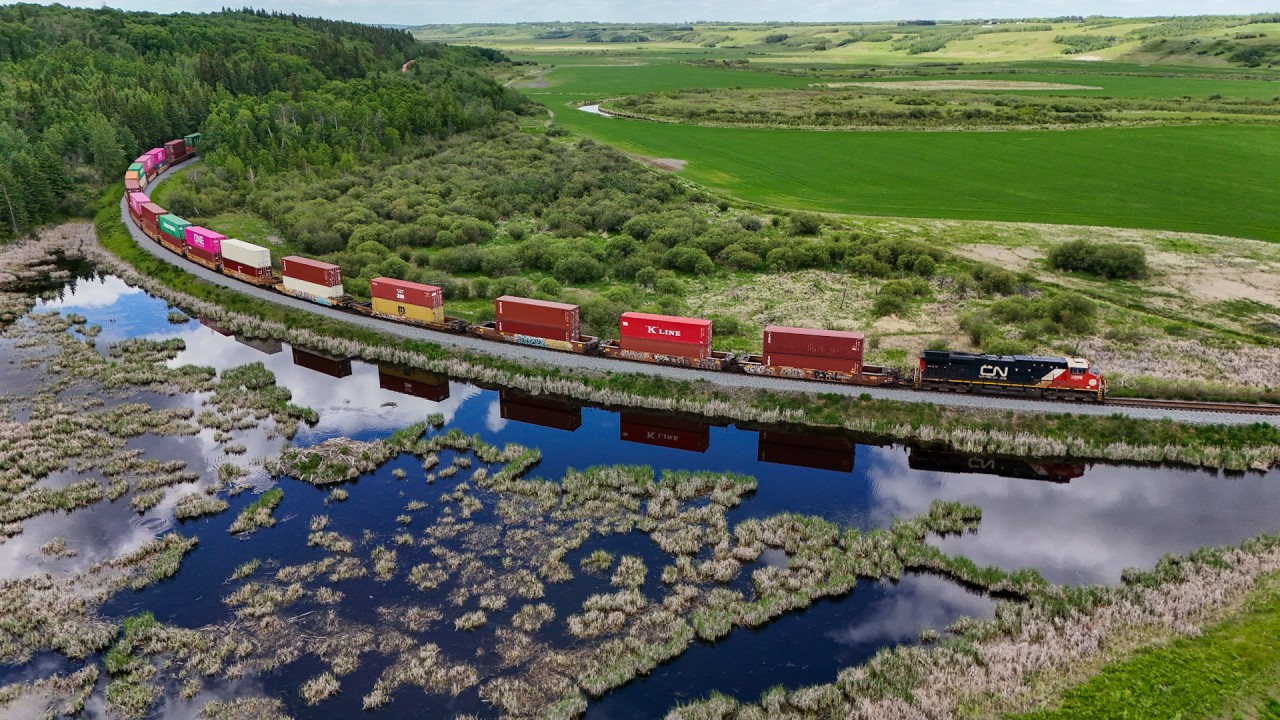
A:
[517,59,1280,241]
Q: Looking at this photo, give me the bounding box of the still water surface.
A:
[3,274,1277,718]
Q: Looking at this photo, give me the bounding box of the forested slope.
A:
[0,4,520,239]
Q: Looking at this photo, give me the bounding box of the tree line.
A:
[0,5,515,240]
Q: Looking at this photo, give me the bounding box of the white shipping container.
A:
[221,238,271,267]
[282,276,344,299]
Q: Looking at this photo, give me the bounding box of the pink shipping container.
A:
[127,192,149,214]
[136,155,154,172]
[184,226,224,255]
[619,312,712,346]
[371,277,442,308]
[281,256,342,287]
[148,147,167,164]
[763,326,864,360]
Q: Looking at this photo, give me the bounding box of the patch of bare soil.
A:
[818,80,1103,91]
[634,156,687,172]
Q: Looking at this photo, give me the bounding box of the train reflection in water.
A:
[908,448,1085,483]
[757,429,857,473]
[377,363,450,402]
[619,412,712,453]
[234,335,282,355]
[498,390,581,431]
[290,347,352,379]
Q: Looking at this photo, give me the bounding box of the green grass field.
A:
[533,62,1280,240]
[458,20,1280,242]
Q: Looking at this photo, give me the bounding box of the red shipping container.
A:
[618,337,711,359]
[371,277,442,308]
[125,178,142,193]
[222,257,274,282]
[164,139,187,160]
[763,326,864,359]
[281,256,342,287]
[495,296,579,331]
[496,319,575,342]
[187,245,218,265]
[764,353,862,375]
[619,312,711,346]
[141,203,165,221]
[291,348,352,378]
[619,412,710,453]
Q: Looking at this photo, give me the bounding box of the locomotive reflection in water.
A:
[908,448,1086,483]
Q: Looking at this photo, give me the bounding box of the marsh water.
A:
[4,272,1280,719]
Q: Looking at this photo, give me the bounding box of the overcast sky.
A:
[33,0,1280,26]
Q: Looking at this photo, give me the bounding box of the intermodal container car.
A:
[763,326,864,359]
[183,133,201,153]
[126,192,148,222]
[494,296,580,334]
[124,178,142,193]
[619,312,711,346]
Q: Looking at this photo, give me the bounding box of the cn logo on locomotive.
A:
[978,365,1010,379]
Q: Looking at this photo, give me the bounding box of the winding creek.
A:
[2,267,1278,718]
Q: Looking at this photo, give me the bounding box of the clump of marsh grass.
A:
[228,488,283,535]
[228,559,260,582]
[175,493,227,519]
[300,671,339,705]
[39,537,76,559]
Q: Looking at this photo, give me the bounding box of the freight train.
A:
[122,144,1108,403]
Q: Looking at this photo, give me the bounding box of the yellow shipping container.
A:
[372,297,444,324]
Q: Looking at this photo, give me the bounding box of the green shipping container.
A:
[159,215,191,241]
[128,163,145,174]
[183,133,202,147]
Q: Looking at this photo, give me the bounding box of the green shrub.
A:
[535,277,562,296]
[1047,240,1148,279]
[789,212,823,235]
[553,253,606,284]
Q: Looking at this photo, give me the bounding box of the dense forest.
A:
[0,4,521,239]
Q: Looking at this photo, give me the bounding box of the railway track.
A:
[1106,397,1280,416]
[119,160,1280,427]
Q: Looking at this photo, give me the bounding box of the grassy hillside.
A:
[414,15,1280,67]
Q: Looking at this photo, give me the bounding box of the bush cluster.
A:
[1047,240,1148,279]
